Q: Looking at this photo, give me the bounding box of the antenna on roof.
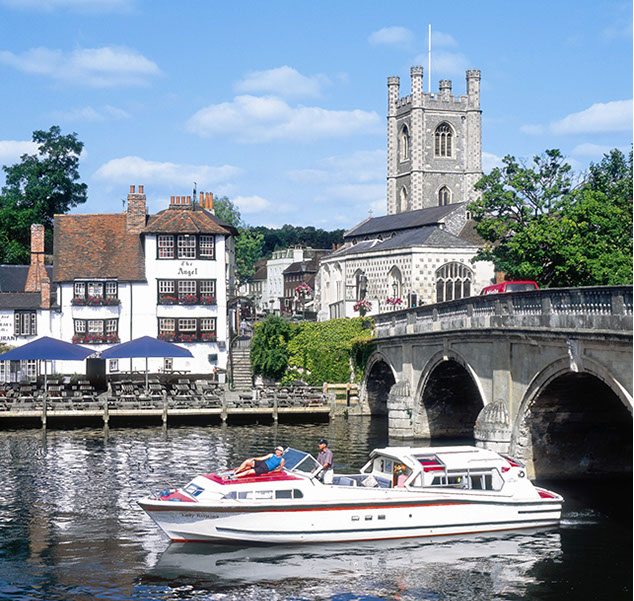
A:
[193,182,197,205]
[121,198,126,209]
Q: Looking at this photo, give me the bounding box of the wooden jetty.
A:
[0,379,335,429]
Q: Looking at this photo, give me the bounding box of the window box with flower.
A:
[386,297,403,306]
[200,296,217,305]
[353,299,372,316]
[158,332,176,342]
[158,296,179,305]
[178,294,199,305]
[201,332,217,342]
[178,333,197,343]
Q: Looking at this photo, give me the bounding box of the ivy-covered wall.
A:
[250,316,375,385]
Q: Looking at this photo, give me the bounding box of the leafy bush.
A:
[250,315,296,380]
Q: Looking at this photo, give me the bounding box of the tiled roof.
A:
[53,214,146,282]
[344,204,465,238]
[0,265,53,292]
[0,292,42,309]
[283,258,320,274]
[144,206,235,235]
[330,225,475,258]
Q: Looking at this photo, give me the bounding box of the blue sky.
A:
[0,0,631,230]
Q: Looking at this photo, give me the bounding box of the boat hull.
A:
[138,495,562,544]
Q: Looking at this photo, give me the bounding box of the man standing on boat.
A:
[317,439,334,484]
[234,446,285,478]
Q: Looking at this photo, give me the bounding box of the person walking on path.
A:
[316,439,334,484]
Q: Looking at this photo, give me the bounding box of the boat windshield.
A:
[283,448,320,474]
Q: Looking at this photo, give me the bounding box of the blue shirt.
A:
[264,454,282,471]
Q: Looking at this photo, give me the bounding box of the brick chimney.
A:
[127,184,147,233]
[25,224,47,292]
[40,277,51,309]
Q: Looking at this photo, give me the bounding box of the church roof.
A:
[344,203,465,239]
[331,225,475,258]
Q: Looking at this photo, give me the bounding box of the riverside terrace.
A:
[0,378,332,428]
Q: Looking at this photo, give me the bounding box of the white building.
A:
[51,187,236,376]
[317,66,494,320]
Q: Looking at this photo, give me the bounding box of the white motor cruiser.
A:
[138,446,563,544]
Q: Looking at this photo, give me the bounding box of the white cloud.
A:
[520,124,544,135]
[550,100,633,134]
[431,31,458,48]
[186,95,381,142]
[93,156,241,188]
[0,140,39,164]
[232,195,272,213]
[368,26,414,47]
[0,0,132,11]
[0,46,160,87]
[286,150,385,185]
[571,143,614,157]
[482,151,504,173]
[51,105,130,122]
[235,66,329,98]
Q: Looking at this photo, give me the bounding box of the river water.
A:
[0,418,631,601]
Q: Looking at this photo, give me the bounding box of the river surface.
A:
[0,419,631,601]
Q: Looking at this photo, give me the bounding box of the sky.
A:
[0,0,631,230]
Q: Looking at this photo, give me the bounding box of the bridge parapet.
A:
[374,286,633,338]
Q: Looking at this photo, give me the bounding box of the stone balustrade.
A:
[374,286,633,338]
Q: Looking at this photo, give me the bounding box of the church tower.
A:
[387,66,482,215]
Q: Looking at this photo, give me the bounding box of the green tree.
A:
[469,148,633,287]
[0,126,87,263]
[213,195,264,285]
[250,315,295,380]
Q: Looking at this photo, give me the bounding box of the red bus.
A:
[480,281,539,295]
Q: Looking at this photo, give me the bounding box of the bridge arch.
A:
[414,351,486,439]
[511,356,633,479]
[361,352,397,416]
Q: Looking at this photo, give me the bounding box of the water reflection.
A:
[146,529,562,597]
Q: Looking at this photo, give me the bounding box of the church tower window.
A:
[439,186,451,206]
[399,125,410,161]
[434,123,453,157]
[399,187,408,212]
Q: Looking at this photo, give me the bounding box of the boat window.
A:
[238,491,254,500]
[375,458,393,474]
[293,489,304,499]
[283,447,321,474]
[222,491,237,500]
[254,490,274,500]
[423,468,503,491]
[184,483,205,497]
[275,490,292,499]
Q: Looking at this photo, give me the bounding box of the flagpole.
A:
[428,24,432,94]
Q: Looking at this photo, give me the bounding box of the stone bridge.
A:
[360,286,633,478]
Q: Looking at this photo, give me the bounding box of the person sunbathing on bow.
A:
[233,446,285,478]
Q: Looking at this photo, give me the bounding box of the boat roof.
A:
[371,445,506,469]
[203,472,302,486]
